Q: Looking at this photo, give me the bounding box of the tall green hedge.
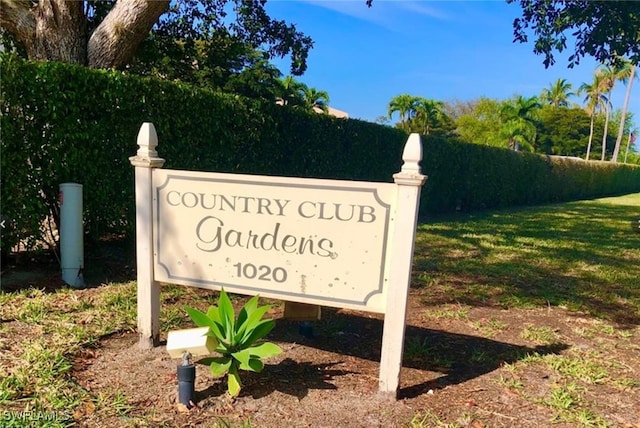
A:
[420,137,640,213]
[2,56,639,253]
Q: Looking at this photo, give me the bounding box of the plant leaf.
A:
[246,342,282,359]
[238,304,272,343]
[218,289,235,339]
[206,320,229,345]
[204,301,230,344]
[206,305,222,325]
[184,306,214,328]
[197,356,221,366]
[208,356,232,378]
[233,342,280,371]
[227,364,242,397]
[238,356,264,372]
[244,295,260,314]
[231,347,252,369]
[247,357,264,372]
[243,319,276,345]
[235,295,259,335]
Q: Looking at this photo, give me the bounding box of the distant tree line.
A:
[384,60,638,165]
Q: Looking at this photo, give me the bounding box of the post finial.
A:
[393,133,427,185]
[130,122,165,168]
[402,133,422,173]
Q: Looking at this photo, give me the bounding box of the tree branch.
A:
[87,0,170,69]
[33,0,87,63]
[0,0,36,51]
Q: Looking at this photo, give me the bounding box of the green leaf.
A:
[243,319,276,345]
[207,356,232,377]
[206,320,228,344]
[235,295,259,334]
[246,342,282,359]
[227,365,242,397]
[232,347,253,369]
[206,306,222,325]
[184,306,214,328]
[238,356,264,372]
[235,303,271,344]
[238,304,271,342]
[232,342,280,371]
[197,356,220,366]
[218,289,235,339]
[247,357,264,372]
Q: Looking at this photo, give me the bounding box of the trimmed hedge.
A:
[420,137,640,213]
[2,56,639,253]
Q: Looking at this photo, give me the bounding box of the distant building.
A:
[315,106,349,118]
[276,99,349,119]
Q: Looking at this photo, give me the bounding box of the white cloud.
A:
[394,1,450,21]
[298,0,448,31]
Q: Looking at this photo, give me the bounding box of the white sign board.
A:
[153,170,395,312]
[131,123,426,398]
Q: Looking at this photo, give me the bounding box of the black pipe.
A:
[177,352,196,408]
[299,321,314,339]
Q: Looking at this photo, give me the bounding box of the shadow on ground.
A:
[0,238,136,292]
[194,308,567,402]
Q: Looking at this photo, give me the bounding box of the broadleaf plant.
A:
[184,289,282,397]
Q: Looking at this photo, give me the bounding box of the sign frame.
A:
[130,123,426,399]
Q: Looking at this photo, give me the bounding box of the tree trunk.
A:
[586,113,595,160]
[88,0,170,69]
[0,0,37,54]
[612,65,636,163]
[601,97,611,161]
[33,0,87,64]
[0,0,170,69]
[1,0,87,64]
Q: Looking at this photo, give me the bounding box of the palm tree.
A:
[501,120,535,152]
[301,86,330,113]
[540,78,576,107]
[579,73,609,160]
[278,76,306,107]
[612,60,637,162]
[596,64,630,160]
[598,66,615,160]
[499,95,542,151]
[387,94,420,129]
[277,77,330,114]
[413,98,444,135]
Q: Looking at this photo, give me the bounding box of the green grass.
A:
[520,325,559,344]
[496,374,524,392]
[470,317,508,338]
[0,282,204,427]
[537,382,609,427]
[407,411,461,428]
[415,193,640,325]
[423,304,470,320]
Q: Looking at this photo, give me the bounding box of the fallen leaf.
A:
[176,403,190,414]
[84,401,96,415]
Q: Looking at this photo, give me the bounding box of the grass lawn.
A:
[414,193,640,324]
[1,193,638,427]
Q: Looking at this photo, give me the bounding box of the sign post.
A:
[378,134,427,398]
[131,123,426,396]
[129,123,165,349]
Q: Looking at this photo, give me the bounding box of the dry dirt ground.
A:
[2,251,639,428]
[67,298,639,428]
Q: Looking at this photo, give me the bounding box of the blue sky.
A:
[265,0,637,132]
